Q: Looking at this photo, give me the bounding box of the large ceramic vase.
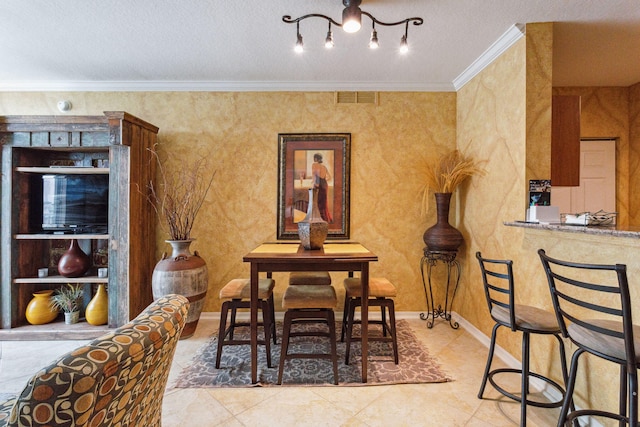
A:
[152,240,208,339]
[57,239,91,278]
[25,290,58,325]
[298,187,328,250]
[85,284,108,326]
[423,192,464,252]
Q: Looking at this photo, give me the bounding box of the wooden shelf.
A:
[15,234,109,240]
[14,276,108,284]
[0,320,109,341]
[15,167,109,174]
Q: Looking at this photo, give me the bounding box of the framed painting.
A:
[277,133,351,240]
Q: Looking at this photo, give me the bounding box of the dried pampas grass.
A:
[146,145,216,241]
[422,149,485,213]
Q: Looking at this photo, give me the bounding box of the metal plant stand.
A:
[420,249,461,329]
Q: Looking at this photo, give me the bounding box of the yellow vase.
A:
[86,284,108,325]
[25,290,58,325]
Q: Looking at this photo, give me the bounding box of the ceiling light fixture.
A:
[369,23,379,49]
[325,23,335,49]
[294,22,304,53]
[399,35,409,54]
[283,0,423,53]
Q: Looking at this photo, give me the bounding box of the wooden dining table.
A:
[243,242,378,383]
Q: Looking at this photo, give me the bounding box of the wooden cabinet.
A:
[551,95,581,186]
[0,112,158,339]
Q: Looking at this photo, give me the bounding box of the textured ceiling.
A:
[0,0,639,91]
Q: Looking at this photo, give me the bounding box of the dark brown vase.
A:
[57,239,91,277]
[422,193,464,252]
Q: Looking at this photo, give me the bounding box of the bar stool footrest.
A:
[487,368,566,408]
[566,409,626,425]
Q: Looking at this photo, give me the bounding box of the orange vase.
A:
[25,290,58,325]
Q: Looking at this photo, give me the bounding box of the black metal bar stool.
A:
[476,252,571,427]
[341,276,399,365]
[539,249,639,427]
[277,284,339,385]
[216,278,276,368]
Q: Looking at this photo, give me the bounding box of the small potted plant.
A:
[50,284,83,324]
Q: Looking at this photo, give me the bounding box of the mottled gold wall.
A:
[553,86,631,225]
[458,23,640,416]
[457,29,529,364]
[0,91,456,313]
[525,23,553,186]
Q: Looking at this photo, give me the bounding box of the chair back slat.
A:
[476,252,516,330]
[538,249,634,362]
[556,289,623,318]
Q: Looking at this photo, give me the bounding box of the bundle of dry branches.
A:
[147,147,216,241]
[422,149,484,212]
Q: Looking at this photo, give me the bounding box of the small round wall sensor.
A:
[57,100,72,112]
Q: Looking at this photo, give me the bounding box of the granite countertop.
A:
[504,221,640,239]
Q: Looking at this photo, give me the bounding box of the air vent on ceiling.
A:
[335,91,378,105]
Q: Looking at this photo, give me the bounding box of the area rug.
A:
[175,319,452,387]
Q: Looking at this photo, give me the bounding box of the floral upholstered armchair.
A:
[0,294,189,427]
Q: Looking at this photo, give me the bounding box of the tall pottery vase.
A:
[422,192,464,252]
[152,240,208,339]
[57,239,91,278]
[298,187,328,250]
[26,290,58,325]
[85,284,108,326]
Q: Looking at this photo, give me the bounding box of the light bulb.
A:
[342,6,362,33]
[325,31,334,48]
[295,34,304,53]
[369,30,379,49]
[400,35,409,54]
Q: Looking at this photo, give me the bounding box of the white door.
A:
[551,139,616,217]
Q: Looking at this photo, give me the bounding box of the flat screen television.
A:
[42,174,109,232]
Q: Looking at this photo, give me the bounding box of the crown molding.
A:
[452,23,526,91]
[0,80,455,92]
[0,24,524,93]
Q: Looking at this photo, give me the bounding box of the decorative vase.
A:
[57,239,91,278]
[25,290,59,325]
[152,240,208,339]
[297,187,328,250]
[85,284,108,326]
[64,311,80,325]
[423,192,464,252]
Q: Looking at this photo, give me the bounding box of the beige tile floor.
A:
[0,314,562,427]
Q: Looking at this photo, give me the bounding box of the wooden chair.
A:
[539,249,639,427]
[216,278,276,368]
[341,276,399,365]
[288,271,332,286]
[476,252,570,427]
[277,284,339,385]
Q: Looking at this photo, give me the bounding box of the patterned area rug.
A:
[175,319,452,387]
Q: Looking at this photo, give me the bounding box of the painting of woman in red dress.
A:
[312,153,333,223]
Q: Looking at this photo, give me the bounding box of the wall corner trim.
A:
[452,23,526,91]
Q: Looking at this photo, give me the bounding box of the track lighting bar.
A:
[282,0,423,54]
